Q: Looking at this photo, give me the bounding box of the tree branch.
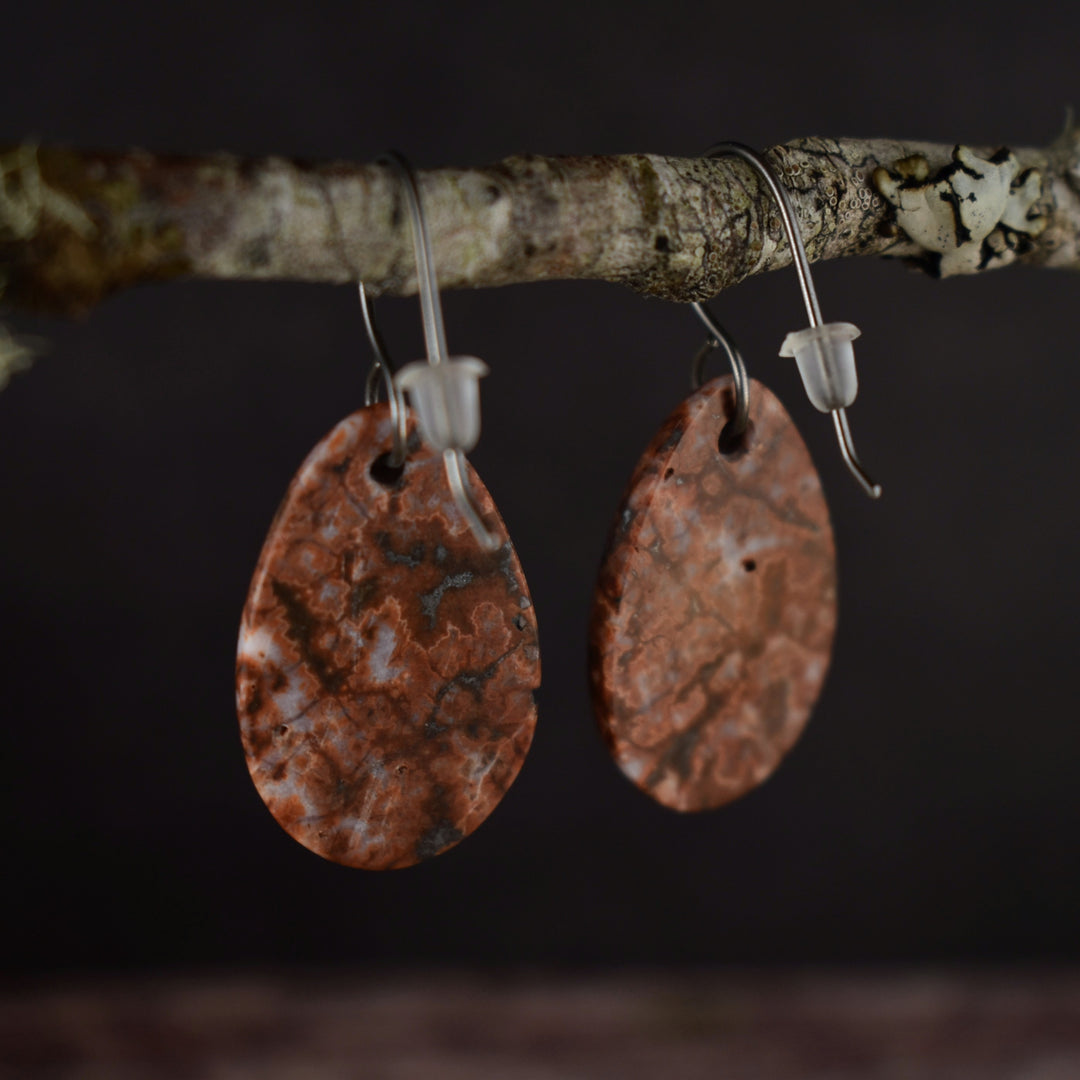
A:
[2,130,1078,324]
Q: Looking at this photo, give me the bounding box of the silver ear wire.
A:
[377,151,500,549]
[699,142,881,499]
[358,282,407,468]
[381,151,450,368]
[690,300,751,441]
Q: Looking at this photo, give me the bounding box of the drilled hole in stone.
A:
[664,468,675,480]
[395,764,408,776]
[370,452,405,487]
[718,420,751,458]
[742,559,757,573]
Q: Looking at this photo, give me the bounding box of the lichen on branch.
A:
[1,128,1079,324]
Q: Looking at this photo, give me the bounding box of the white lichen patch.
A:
[0,144,95,241]
[874,145,1046,276]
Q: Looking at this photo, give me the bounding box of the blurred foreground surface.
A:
[3,971,1079,1079]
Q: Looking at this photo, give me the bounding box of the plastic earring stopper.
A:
[396,356,489,452]
[779,322,861,413]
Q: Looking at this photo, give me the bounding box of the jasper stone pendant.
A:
[237,404,540,869]
[590,377,837,812]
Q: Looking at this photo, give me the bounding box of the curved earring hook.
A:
[380,151,450,368]
[690,300,751,442]
[704,143,824,326]
[703,142,881,499]
[358,282,407,467]
[379,151,500,549]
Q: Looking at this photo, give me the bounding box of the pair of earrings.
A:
[236,146,880,869]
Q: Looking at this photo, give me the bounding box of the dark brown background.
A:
[3,1,1078,975]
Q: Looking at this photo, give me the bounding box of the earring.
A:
[590,142,880,813]
[236,152,540,869]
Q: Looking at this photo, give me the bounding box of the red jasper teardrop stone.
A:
[237,404,540,869]
[590,377,837,812]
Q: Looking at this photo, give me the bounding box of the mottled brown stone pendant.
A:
[237,404,540,869]
[590,376,837,812]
